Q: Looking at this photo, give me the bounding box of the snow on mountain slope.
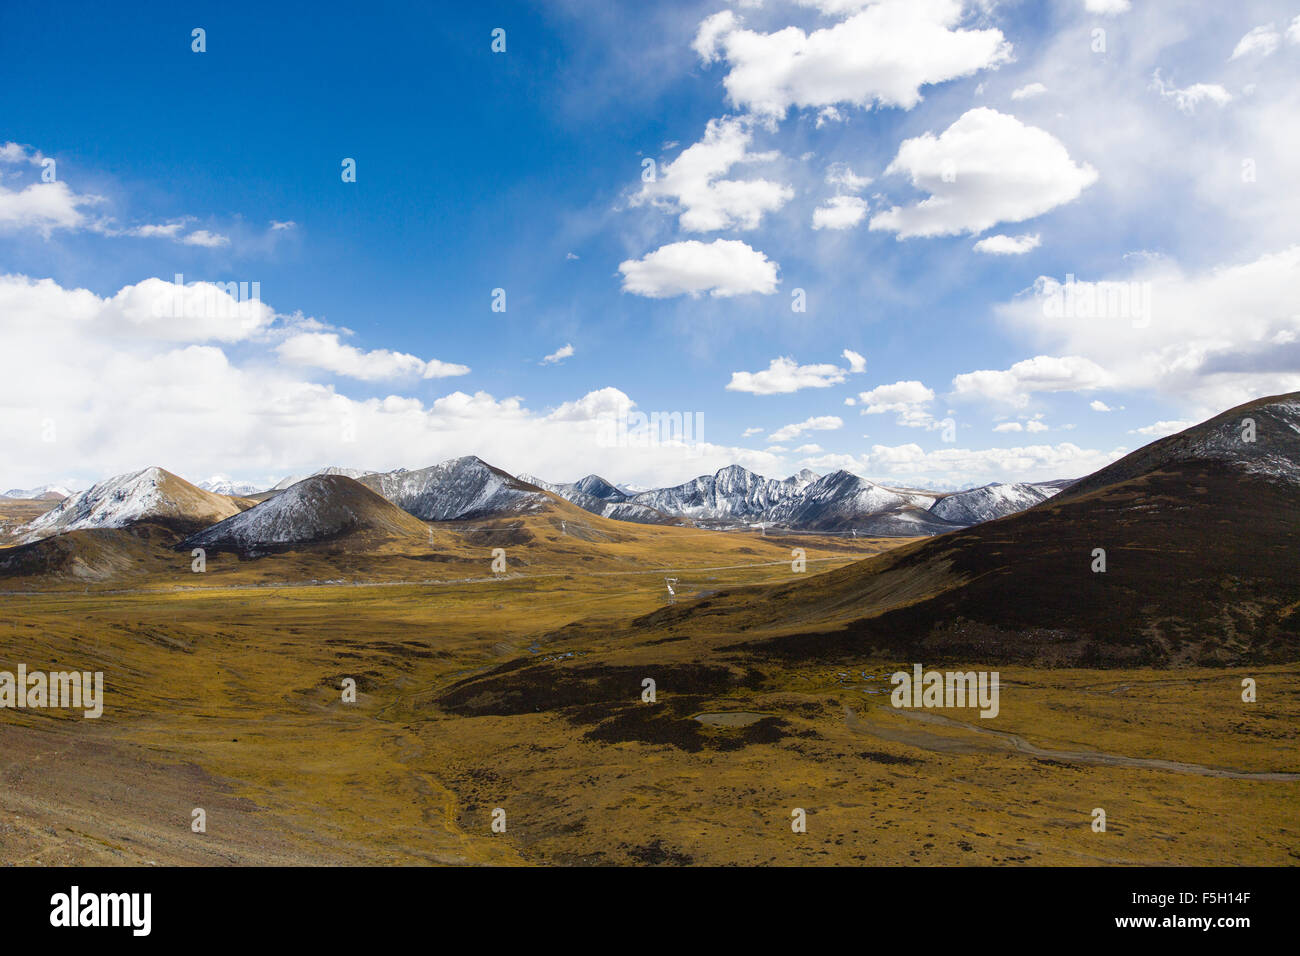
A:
[4,485,77,500]
[271,465,374,491]
[180,475,427,551]
[628,465,817,523]
[1057,392,1300,502]
[766,471,940,531]
[19,467,245,543]
[930,482,1060,525]
[360,456,550,520]
[518,473,684,525]
[198,476,263,496]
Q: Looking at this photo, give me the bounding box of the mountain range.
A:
[4,457,1073,548]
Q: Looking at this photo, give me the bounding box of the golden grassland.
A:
[0,516,1296,866]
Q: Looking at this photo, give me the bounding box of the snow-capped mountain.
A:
[519,473,683,525]
[180,475,427,552]
[930,482,1064,526]
[198,476,263,497]
[359,456,550,520]
[520,463,1062,534]
[3,485,77,500]
[766,471,940,531]
[626,465,819,525]
[18,467,246,543]
[271,465,375,491]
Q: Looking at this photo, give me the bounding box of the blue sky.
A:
[2,0,1298,492]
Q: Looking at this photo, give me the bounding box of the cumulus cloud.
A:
[991,246,1300,414]
[803,440,1124,488]
[1089,400,1115,412]
[769,415,843,442]
[692,1,1011,119]
[630,116,792,232]
[973,233,1041,255]
[0,273,783,491]
[727,356,847,394]
[1010,82,1047,100]
[0,180,103,235]
[825,163,872,192]
[1150,70,1232,114]
[857,380,939,427]
[842,348,867,373]
[813,194,868,230]
[276,332,470,382]
[1083,0,1130,15]
[180,229,230,248]
[619,239,779,298]
[541,343,575,365]
[952,355,1110,407]
[869,108,1098,238]
[1129,420,1193,437]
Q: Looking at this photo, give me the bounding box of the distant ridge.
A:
[179,474,428,552]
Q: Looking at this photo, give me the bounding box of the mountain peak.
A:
[19,466,243,542]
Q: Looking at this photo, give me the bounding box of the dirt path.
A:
[844,705,1300,780]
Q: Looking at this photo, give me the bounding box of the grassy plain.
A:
[1,513,1296,866]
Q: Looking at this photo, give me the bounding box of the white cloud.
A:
[630,117,791,232]
[857,380,939,427]
[619,239,779,298]
[952,355,1110,407]
[769,415,843,442]
[812,194,868,230]
[1025,419,1049,432]
[1010,82,1047,100]
[0,142,44,165]
[1083,0,1130,15]
[825,163,872,192]
[1230,24,1281,60]
[741,426,763,437]
[541,343,575,366]
[727,356,847,394]
[869,108,1097,238]
[973,233,1041,255]
[1150,70,1232,114]
[0,273,789,492]
[181,229,230,248]
[993,421,1022,432]
[693,1,1011,119]
[792,443,823,454]
[1089,400,1114,412]
[993,246,1300,415]
[127,223,185,239]
[1129,420,1193,437]
[1289,15,1300,45]
[277,332,470,382]
[842,348,867,373]
[803,440,1124,488]
[0,181,103,235]
[271,220,297,230]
